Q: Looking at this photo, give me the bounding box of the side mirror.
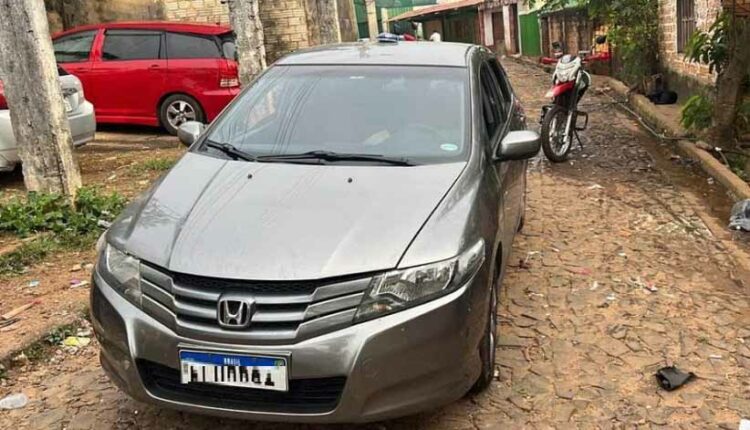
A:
[495,130,541,161]
[177,121,205,147]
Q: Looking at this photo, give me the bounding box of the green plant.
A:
[0,238,59,275]
[0,187,126,237]
[684,13,730,74]
[135,157,176,173]
[681,94,714,130]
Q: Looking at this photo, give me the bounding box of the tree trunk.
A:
[227,0,266,86]
[304,0,342,45]
[318,0,342,44]
[337,0,359,41]
[711,19,750,150]
[366,0,379,39]
[0,0,81,196]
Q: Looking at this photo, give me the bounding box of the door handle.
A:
[148,64,160,70]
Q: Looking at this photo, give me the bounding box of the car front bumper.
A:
[91,268,486,423]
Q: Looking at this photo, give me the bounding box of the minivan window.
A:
[203,65,469,165]
[220,33,237,60]
[53,30,96,63]
[102,31,161,61]
[167,32,221,59]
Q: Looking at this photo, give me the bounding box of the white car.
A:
[0,67,95,172]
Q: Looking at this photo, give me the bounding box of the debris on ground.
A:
[739,419,750,430]
[729,200,750,231]
[1,299,41,320]
[587,183,604,190]
[0,318,20,331]
[70,263,82,272]
[655,366,695,391]
[0,393,28,410]
[70,279,89,289]
[26,280,39,288]
[62,336,91,348]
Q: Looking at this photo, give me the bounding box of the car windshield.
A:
[200,65,469,165]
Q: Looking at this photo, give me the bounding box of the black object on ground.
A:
[729,199,750,231]
[655,366,695,391]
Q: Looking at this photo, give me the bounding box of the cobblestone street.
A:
[1,59,750,429]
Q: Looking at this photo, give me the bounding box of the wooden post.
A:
[226,0,267,86]
[366,0,379,38]
[0,0,81,196]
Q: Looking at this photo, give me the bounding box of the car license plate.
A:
[63,98,73,113]
[179,350,288,392]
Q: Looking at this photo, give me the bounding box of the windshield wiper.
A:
[205,140,258,162]
[258,150,416,166]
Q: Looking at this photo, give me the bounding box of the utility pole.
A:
[0,0,81,196]
[226,0,267,86]
[366,0,379,38]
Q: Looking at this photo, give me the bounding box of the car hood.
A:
[111,153,466,280]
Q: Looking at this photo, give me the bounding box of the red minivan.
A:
[52,22,240,134]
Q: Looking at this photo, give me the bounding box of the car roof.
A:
[276,42,476,68]
[53,21,231,38]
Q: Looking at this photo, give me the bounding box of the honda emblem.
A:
[217,294,255,329]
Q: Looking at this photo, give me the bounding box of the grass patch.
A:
[0,187,127,275]
[134,157,176,173]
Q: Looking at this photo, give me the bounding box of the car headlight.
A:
[354,239,485,323]
[100,243,142,306]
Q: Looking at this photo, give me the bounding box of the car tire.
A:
[159,94,205,136]
[471,279,498,393]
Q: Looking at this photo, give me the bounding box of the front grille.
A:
[139,263,373,344]
[138,360,346,414]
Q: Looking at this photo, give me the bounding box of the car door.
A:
[478,58,514,257]
[88,29,166,122]
[488,58,526,231]
[165,31,224,96]
[53,29,99,90]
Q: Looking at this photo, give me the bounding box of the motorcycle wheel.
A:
[541,105,572,163]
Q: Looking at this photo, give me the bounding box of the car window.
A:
[53,30,96,63]
[166,32,221,59]
[489,59,512,107]
[204,65,469,165]
[220,33,237,60]
[102,30,161,61]
[479,64,502,139]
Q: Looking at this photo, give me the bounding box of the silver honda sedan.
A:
[91,40,540,423]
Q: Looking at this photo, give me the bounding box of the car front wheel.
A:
[159,94,205,135]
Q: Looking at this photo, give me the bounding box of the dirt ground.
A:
[0,126,184,361]
[1,59,750,429]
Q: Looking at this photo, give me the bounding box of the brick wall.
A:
[45,0,164,33]
[658,0,721,88]
[161,0,312,64]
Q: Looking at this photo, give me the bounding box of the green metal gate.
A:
[519,12,541,56]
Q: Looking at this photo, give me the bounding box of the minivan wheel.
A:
[160,94,205,135]
[471,282,498,393]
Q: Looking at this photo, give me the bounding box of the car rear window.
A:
[166,32,221,59]
[220,33,237,61]
[204,65,469,165]
[103,30,161,61]
[53,30,96,63]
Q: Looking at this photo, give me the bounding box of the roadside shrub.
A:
[135,157,176,173]
[0,187,126,237]
[681,94,713,130]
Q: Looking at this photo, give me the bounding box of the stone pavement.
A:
[1,60,749,429]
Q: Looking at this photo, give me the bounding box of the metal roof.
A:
[390,0,483,21]
[277,41,475,67]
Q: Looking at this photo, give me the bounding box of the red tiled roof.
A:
[390,0,484,21]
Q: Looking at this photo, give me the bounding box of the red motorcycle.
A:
[539,38,610,162]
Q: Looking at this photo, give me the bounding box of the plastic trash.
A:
[739,419,750,430]
[655,366,695,391]
[0,393,28,410]
[729,200,750,231]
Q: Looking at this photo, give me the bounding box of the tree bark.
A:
[304,0,342,45]
[318,0,342,44]
[337,0,359,41]
[0,0,81,196]
[711,19,750,150]
[227,0,266,86]
[366,0,379,39]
